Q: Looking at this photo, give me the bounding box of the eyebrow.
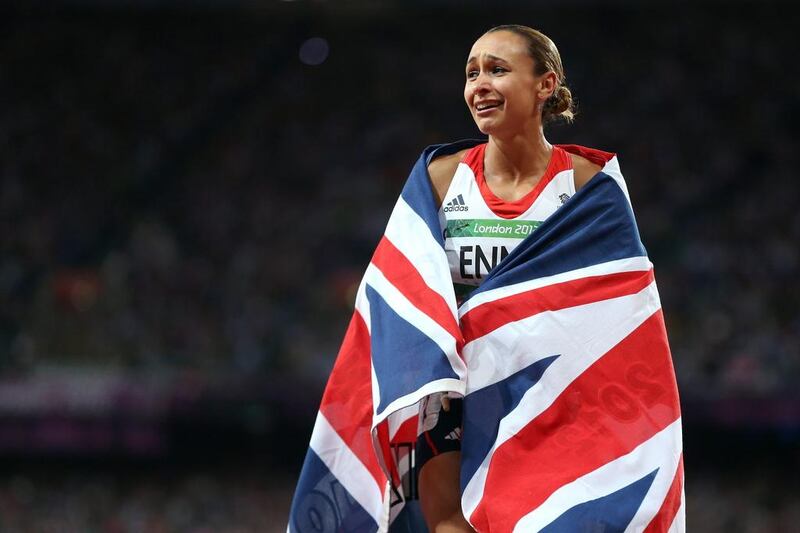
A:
[466,54,508,65]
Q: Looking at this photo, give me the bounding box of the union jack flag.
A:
[288,141,684,533]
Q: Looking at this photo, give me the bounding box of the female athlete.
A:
[416,24,603,532]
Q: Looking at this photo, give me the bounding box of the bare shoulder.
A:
[570,153,603,191]
[428,149,470,206]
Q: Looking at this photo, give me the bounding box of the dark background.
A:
[1,1,798,531]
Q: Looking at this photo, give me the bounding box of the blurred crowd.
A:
[0,4,798,530]
[1,8,798,393]
[0,463,294,533]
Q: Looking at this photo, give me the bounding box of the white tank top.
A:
[437,143,576,301]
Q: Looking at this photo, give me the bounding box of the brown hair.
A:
[486,24,576,124]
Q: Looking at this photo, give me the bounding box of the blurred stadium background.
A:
[1,1,798,531]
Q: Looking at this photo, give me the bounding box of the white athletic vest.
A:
[438,143,576,301]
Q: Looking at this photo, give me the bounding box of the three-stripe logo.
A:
[443,194,469,212]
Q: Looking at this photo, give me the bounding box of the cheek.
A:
[502,81,536,111]
[463,85,473,107]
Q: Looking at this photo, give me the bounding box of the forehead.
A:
[467,31,530,63]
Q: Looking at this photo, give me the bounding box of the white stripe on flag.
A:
[463,279,661,394]
[388,404,418,440]
[512,418,682,532]
[459,256,652,316]
[384,196,459,315]
[461,282,662,518]
[356,272,464,425]
[347,296,380,413]
[309,412,385,525]
[364,263,466,380]
[374,378,465,425]
[355,280,372,333]
[625,420,684,532]
[370,355,381,426]
[601,156,632,207]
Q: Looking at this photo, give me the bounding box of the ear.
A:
[537,71,558,101]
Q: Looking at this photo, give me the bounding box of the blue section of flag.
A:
[540,469,658,533]
[474,174,647,297]
[460,355,559,488]
[366,285,459,413]
[401,139,483,247]
[289,449,378,533]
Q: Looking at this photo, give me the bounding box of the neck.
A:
[485,123,552,185]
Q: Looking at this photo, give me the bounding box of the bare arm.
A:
[570,153,603,191]
[419,452,475,532]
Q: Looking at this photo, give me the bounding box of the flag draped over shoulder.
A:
[288,141,685,533]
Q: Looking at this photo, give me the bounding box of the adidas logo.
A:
[443,194,469,212]
[559,193,571,205]
[444,427,462,441]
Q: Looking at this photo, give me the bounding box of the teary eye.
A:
[492,66,507,74]
[467,69,479,80]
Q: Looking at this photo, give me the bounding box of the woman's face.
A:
[464,31,553,136]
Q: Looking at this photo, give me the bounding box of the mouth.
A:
[475,101,502,116]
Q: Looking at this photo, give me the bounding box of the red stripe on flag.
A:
[391,415,419,444]
[461,269,654,344]
[376,420,402,486]
[469,310,681,533]
[644,454,685,533]
[371,236,463,351]
[319,311,386,488]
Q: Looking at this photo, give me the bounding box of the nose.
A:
[472,72,492,95]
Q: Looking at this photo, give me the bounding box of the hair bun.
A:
[544,85,575,123]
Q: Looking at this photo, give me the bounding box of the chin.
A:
[474,119,505,137]
[474,117,497,135]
